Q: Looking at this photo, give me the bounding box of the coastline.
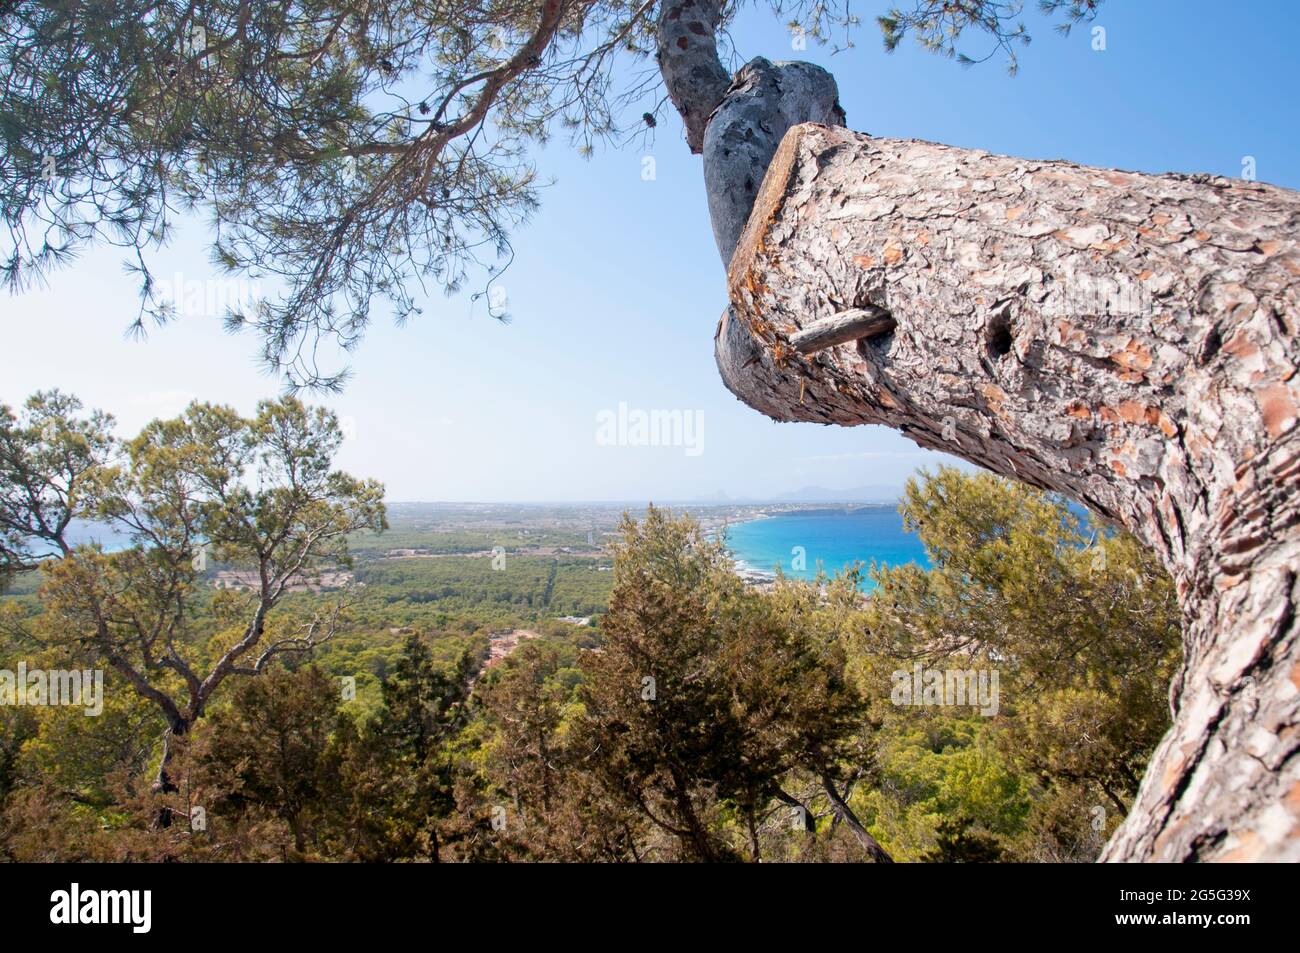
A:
[720,504,925,593]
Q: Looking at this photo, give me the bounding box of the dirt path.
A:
[483,629,541,670]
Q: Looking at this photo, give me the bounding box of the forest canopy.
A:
[0,387,1175,862]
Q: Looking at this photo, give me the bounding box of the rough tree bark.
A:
[654,3,1300,862]
[721,124,1300,862]
[655,0,1294,863]
[656,1,844,264]
[656,0,891,865]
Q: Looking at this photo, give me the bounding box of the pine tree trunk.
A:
[721,123,1300,862]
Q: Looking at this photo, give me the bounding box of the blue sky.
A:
[3,0,1298,502]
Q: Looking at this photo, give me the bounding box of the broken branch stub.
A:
[720,122,1300,862]
[788,307,895,354]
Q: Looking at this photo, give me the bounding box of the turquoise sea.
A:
[722,506,929,591]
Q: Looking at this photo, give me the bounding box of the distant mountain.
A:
[693,490,734,502]
[680,485,903,505]
[771,485,902,503]
[384,487,906,507]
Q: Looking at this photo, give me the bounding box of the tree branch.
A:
[654,0,731,154]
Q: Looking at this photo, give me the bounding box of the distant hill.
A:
[382,487,906,508]
[771,485,902,503]
[690,485,903,504]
